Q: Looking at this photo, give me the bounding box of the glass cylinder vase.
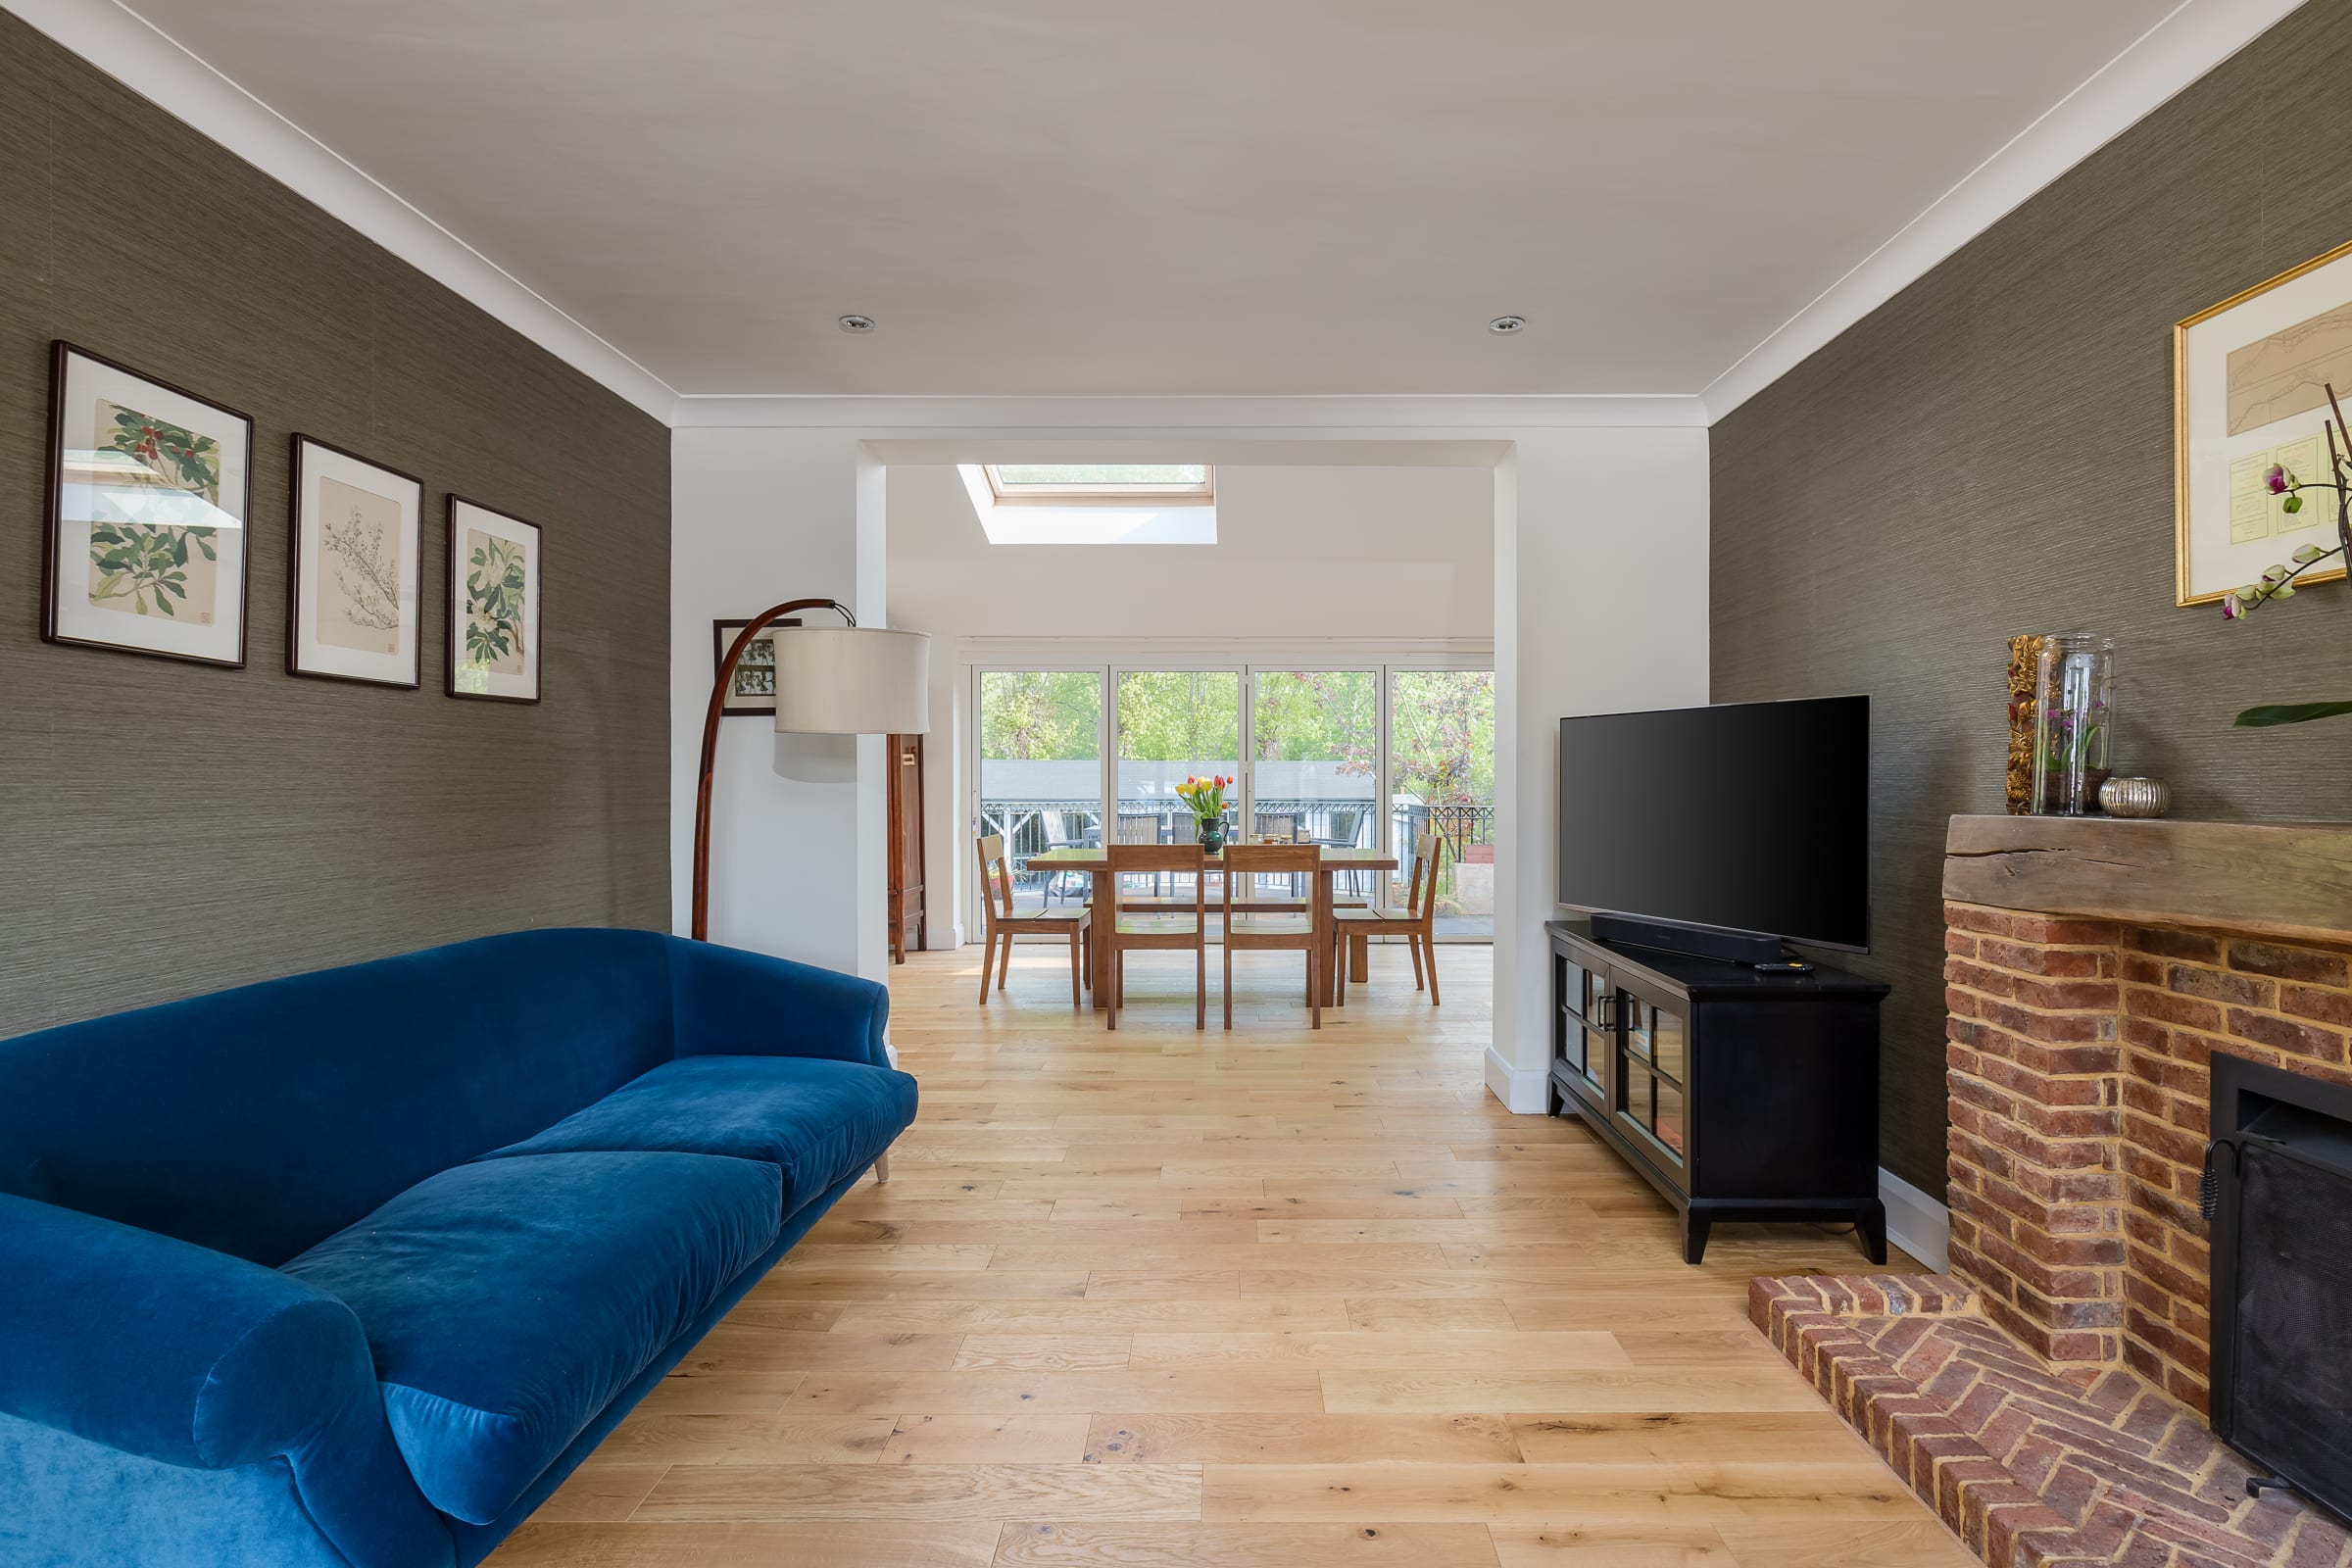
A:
[2031,633,2117,815]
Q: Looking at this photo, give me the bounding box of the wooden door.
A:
[886,735,926,962]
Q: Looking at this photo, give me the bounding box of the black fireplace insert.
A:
[2204,1051,2352,1528]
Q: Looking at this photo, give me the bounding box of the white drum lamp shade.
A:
[769,625,930,735]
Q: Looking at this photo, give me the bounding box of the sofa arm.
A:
[665,936,892,1068]
[0,1194,455,1568]
[0,1192,378,1471]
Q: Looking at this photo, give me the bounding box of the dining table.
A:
[1020,845,1397,1012]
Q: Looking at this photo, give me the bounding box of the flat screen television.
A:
[1557,695,1870,958]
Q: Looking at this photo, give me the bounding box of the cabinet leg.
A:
[1859,1200,1888,1266]
[1682,1212,1711,1265]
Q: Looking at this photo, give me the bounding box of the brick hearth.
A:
[1750,1275,2352,1568]
[1753,816,2352,1566]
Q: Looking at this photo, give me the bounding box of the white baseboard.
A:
[1880,1166,1950,1272]
[1483,1047,1550,1114]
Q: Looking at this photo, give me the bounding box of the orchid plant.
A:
[2221,383,2352,727]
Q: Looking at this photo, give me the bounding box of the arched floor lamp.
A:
[691,599,930,943]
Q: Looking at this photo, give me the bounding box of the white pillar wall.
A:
[1488,427,1711,1112]
[669,428,891,981]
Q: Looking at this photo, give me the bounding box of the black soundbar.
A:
[1590,912,1783,965]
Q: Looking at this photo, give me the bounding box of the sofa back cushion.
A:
[0,929,676,1264]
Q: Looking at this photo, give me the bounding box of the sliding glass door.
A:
[975,670,1103,915]
[1249,670,1378,900]
[1390,669,1495,938]
[1114,670,1240,847]
[968,660,1491,938]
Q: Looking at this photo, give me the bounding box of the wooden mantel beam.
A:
[1942,814,2352,946]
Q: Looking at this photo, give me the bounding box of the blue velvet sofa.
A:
[0,928,916,1568]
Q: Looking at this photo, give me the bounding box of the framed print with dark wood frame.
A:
[446,496,542,703]
[288,435,423,687]
[2176,237,2352,605]
[712,615,798,715]
[41,341,253,665]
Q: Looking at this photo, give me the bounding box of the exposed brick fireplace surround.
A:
[1752,815,2352,1568]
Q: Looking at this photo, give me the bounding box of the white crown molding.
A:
[18,0,2295,433]
[1701,0,2308,421]
[10,0,679,422]
[671,394,1711,433]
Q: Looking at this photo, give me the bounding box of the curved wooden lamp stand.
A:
[689,597,856,943]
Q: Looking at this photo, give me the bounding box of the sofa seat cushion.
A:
[484,1054,915,1215]
[280,1151,781,1526]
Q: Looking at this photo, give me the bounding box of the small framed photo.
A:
[713,616,791,716]
[447,496,542,703]
[42,342,253,665]
[2176,238,2352,605]
[288,435,423,687]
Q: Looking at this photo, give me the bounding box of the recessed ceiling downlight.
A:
[1489,316,1526,335]
[838,315,876,333]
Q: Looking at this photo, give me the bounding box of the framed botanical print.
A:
[712,617,784,716]
[41,342,253,665]
[288,435,424,687]
[2176,238,2352,605]
[446,496,542,703]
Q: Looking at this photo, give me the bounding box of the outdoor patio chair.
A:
[1040,809,1097,907]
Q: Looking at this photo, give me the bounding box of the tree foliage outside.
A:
[979,671,1100,760]
[1252,670,1375,775]
[1115,671,1238,762]
[977,667,1494,804]
[1391,670,1494,807]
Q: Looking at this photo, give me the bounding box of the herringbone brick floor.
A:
[1751,1275,2351,1568]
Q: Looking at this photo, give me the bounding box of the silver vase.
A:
[2097,777,2170,818]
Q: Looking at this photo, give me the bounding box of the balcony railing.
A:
[979,799,1492,874]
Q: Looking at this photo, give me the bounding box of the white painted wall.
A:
[889,463,1494,643]
[886,463,1497,944]
[672,425,1709,1126]
[1488,428,1713,1112]
[669,428,890,979]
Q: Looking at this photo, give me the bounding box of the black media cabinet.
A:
[1546,919,1888,1264]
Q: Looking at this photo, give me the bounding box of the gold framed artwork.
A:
[288,435,424,688]
[2175,238,2352,605]
[41,342,253,665]
[447,496,543,703]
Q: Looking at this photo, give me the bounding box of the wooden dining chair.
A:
[1114,812,1175,906]
[1333,829,1445,1004]
[974,834,1091,1006]
[1102,842,1206,1031]
[1220,844,1323,1030]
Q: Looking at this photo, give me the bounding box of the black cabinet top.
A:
[1546,919,1889,1001]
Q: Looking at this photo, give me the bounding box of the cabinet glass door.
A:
[1614,992,1688,1167]
[1554,956,1605,1104]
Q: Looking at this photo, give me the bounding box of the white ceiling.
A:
[116,0,2186,398]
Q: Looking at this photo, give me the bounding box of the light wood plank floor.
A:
[488,944,1973,1568]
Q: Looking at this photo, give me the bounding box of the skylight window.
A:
[956,465,1218,545]
[983,465,1213,505]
